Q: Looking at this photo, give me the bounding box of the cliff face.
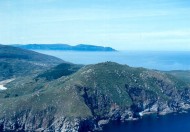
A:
[0,62,190,131]
[0,110,90,132]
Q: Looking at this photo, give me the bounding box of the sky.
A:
[0,0,190,51]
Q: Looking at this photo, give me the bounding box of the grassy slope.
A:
[0,44,63,64]
[65,62,189,115]
[0,44,64,81]
[1,62,189,121]
[0,62,90,119]
[0,76,92,119]
[166,70,190,84]
[36,63,83,81]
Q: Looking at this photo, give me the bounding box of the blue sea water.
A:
[35,50,190,71]
[34,50,190,132]
[102,112,190,132]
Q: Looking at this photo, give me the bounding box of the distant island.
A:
[12,44,117,51]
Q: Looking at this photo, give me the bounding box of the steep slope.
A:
[68,62,190,117]
[0,62,190,131]
[0,44,64,81]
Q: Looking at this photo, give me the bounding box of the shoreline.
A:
[101,109,190,131]
[0,78,15,90]
[100,107,190,131]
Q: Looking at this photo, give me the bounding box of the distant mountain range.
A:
[12,44,117,51]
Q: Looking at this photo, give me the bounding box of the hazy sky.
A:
[0,0,190,50]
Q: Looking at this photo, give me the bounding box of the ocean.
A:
[102,112,190,132]
[35,50,190,71]
[34,50,190,132]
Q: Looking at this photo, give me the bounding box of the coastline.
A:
[0,78,15,90]
[101,108,190,132]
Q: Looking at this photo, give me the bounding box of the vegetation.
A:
[166,70,190,84]
[13,44,116,51]
[0,45,190,131]
[1,61,190,119]
[0,44,64,81]
[36,63,83,81]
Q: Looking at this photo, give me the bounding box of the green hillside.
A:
[0,44,64,81]
[1,61,190,131]
[166,70,190,84]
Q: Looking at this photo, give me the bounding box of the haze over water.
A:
[35,50,190,71]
